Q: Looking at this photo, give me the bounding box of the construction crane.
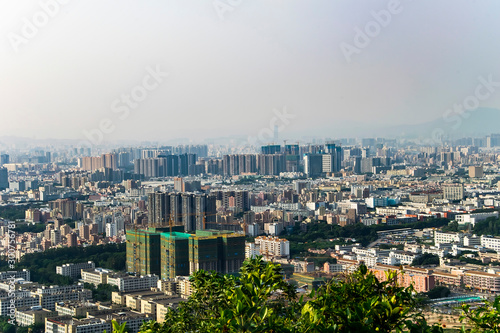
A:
[132,208,249,236]
[169,216,173,237]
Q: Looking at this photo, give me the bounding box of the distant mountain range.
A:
[1,107,499,148]
[387,107,500,140]
[305,107,500,142]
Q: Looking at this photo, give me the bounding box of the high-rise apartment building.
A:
[469,165,484,178]
[134,155,191,178]
[79,153,118,172]
[303,154,323,177]
[0,168,8,190]
[49,199,77,219]
[160,232,190,279]
[0,154,9,166]
[325,142,342,172]
[222,154,258,176]
[261,145,281,154]
[147,192,216,232]
[126,228,245,279]
[211,190,250,212]
[126,227,168,276]
[257,154,285,175]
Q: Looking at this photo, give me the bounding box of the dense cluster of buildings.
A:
[314,227,500,294]
[2,138,500,327]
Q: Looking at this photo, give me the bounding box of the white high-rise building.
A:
[254,236,290,258]
[106,223,117,238]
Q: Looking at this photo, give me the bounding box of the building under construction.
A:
[126,227,245,279]
[161,231,191,279]
[147,192,216,232]
[189,230,245,275]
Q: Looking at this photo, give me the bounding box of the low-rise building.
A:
[434,231,464,246]
[323,262,344,273]
[107,274,159,292]
[456,212,499,226]
[46,316,112,333]
[81,268,113,286]
[248,236,290,259]
[433,271,463,288]
[16,307,57,327]
[335,258,360,273]
[388,250,419,265]
[0,291,40,317]
[463,270,500,293]
[0,270,30,281]
[176,276,192,298]
[46,311,150,333]
[464,235,481,247]
[55,301,98,317]
[370,264,435,293]
[37,285,93,311]
[156,279,177,295]
[56,261,95,279]
[481,235,500,252]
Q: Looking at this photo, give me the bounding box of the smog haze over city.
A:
[2,1,500,145]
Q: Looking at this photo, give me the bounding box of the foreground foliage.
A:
[139,257,443,333]
[461,296,500,332]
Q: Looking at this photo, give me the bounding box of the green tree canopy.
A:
[461,296,500,332]
[425,286,450,299]
[139,257,443,333]
[412,253,440,267]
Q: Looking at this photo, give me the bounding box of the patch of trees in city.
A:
[473,216,500,236]
[442,215,500,236]
[0,316,44,333]
[13,243,125,285]
[412,253,440,267]
[425,286,451,300]
[84,283,119,302]
[13,223,46,234]
[0,205,36,221]
[287,218,450,257]
[440,221,461,233]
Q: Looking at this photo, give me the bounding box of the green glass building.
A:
[126,228,245,279]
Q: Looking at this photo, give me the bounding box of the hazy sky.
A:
[1,0,500,144]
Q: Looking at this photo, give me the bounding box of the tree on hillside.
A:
[412,253,440,266]
[473,216,500,236]
[426,286,450,299]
